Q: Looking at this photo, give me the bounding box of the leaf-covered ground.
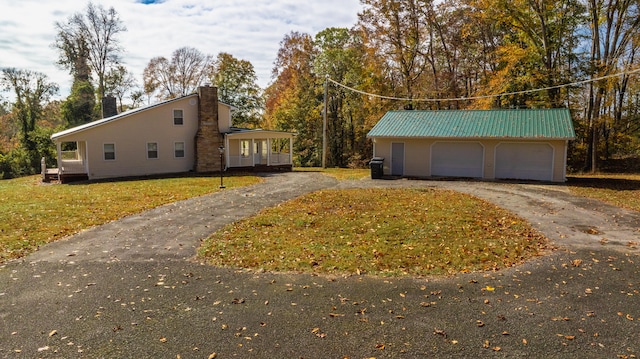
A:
[200,188,549,276]
[568,174,640,212]
[0,174,260,263]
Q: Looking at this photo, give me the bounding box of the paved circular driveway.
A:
[1,172,639,358]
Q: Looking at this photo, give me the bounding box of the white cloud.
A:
[0,0,362,100]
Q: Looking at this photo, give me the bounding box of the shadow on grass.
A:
[566,176,640,191]
[65,171,256,185]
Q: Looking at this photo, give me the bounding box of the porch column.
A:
[251,139,255,167]
[82,142,89,173]
[267,138,271,166]
[56,142,62,175]
[289,137,293,165]
[224,136,229,170]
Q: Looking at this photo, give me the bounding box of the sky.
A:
[0,0,363,101]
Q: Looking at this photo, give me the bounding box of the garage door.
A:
[495,143,553,181]
[431,142,484,178]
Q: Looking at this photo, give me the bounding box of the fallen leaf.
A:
[160,337,168,343]
[375,343,385,350]
[492,346,501,351]
[48,330,57,337]
[208,353,217,359]
[433,328,447,338]
[522,338,528,345]
[483,340,490,348]
[564,335,575,340]
[485,286,495,291]
[476,320,485,327]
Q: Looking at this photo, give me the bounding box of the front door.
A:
[391,142,404,176]
[254,140,268,165]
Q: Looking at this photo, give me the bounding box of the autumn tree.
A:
[358,0,433,107]
[0,68,59,174]
[143,47,212,100]
[314,27,376,166]
[584,0,640,171]
[209,52,263,128]
[264,32,321,166]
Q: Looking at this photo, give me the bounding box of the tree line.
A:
[1,0,639,178]
[265,0,640,170]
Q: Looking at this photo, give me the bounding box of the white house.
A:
[49,86,295,183]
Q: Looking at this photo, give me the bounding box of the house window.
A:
[174,142,185,158]
[173,109,184,125]
[147,142,158,159]
[241,140,250,157]
[104,143,115,160]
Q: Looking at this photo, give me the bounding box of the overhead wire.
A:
[326,67,640,103]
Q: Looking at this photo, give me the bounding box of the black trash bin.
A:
[369,157,384,179]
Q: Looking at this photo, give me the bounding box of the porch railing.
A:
[228,153,292,167]
[60,159,86,174]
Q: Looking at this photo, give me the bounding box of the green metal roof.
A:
[367,109,575,139]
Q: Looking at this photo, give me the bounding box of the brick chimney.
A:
[102,95,118,118]
[195,85,223,172]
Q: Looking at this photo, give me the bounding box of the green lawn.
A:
[568,173,640,212]
[199,187,549,276]
[0,174,260,263]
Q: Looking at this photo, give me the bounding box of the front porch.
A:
[47,141,89,183]
[224,129,295,171]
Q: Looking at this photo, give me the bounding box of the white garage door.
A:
[495,143,553,181]
[431,142,484,178]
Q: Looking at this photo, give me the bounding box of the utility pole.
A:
[322,74,328,168]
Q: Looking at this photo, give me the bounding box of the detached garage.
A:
[367,109,575,182]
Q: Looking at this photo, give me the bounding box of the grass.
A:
[199,188,549,276]
[0,174,261,263]
[567,173,640,212]
[295,167,370,181]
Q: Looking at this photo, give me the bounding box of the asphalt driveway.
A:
[1,172,639,358]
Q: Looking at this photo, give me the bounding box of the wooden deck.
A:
[42,168,88,183]
[43,168,59,182]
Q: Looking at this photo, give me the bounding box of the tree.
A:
[54,2,126,104]
[0,68,59,172]
[314,28,375,167]
[210,52,263,128]
[358,0,432,106]
[584,0,640,171]
[60,79,96,127]
[265,32,321,166]
[472,0,585,108]
[143,47,212,100]
[105,65,138,112]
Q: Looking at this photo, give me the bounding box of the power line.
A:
[327,67,640,103]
